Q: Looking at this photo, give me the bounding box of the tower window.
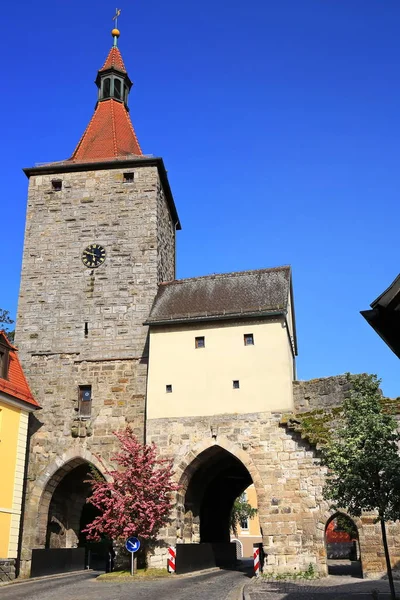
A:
[78,385,92,418]
[52,179,62,191]
[114,78,122,100]
[233,380,240,389]
[123,172,134,183]
[166,384,172,393]
[103,77,111,99]
[195,336,205,349]
[244,333,254,346]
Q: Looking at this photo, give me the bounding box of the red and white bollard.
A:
[253,546,260,577]
[167,547,176,573]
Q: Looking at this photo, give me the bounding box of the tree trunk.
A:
[380,518,396,600]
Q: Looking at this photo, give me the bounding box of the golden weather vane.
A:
[112,8,122,46]
[113,8,121,28]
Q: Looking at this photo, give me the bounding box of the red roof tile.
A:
[100,46,127,73]
[0,332,40,409]
[70,99,142,162]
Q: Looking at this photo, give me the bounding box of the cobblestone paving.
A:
[246,576,400,600]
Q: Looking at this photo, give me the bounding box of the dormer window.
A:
[0,345,10,380]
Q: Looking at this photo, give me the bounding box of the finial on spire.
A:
[112,8,121,47]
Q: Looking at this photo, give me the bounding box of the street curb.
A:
[243,578,255,600]
[175,566,221,579]
[95,566,222,583]
[0,569,95,587]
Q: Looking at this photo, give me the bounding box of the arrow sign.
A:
[125,536,141,553]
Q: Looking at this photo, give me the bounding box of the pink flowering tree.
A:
[84,427,179,560]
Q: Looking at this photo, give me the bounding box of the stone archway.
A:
[20,448,108,577]
[33,450,107,549]
[322,510,362,578]
[174,440,261,547]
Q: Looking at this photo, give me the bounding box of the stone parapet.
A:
[293,375,351,413]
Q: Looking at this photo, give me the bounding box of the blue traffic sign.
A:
[125,537,141,553]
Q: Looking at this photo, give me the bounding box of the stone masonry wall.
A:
[157,180,176,283]
[15,163,176,576]
[293,375,350,412]
[147,406,400,578]
[16,165,173,362]
[147,411,331,575]
[0,559,16,583]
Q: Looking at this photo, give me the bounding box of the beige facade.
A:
[147,315,295,420]
[231,484,263,558]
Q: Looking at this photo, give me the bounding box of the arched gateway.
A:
[177,442,255,545]
[20,450,107,577]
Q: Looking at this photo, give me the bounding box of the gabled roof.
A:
[100,47,127,73]
[0,331,40,409]
[361,274,400,359]
[146,266,292,326]
[70,99,142,162]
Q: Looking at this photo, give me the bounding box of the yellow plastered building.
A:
[0,331,40,581]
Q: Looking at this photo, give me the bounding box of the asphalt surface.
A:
[0,569,249,600]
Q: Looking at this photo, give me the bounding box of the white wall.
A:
[147,317,295,419]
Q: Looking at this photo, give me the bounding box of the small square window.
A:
[52,179,62,191]
[123,172,134,183]
[166,384,172,393]
[244,333,254,346]
[79,385,92,418]
[195,336,205,349]
[233,380,240,389]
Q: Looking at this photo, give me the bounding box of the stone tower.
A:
[15,29,180,575]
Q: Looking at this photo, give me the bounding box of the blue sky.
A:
[2,0,399,395]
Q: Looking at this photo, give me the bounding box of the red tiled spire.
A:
[100,47,127,73]
[0,331,40,409]
[69,39,143,163]
[70,99,142,162]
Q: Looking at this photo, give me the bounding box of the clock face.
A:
[82,244,106,268]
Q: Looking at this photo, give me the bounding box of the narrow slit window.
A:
[233,380,240,389]
[79,385,92,418]
[166,384,172,393]
[195,336,205,349]
[84,322,89,338]
[244,333,254,346]
[52,179,62,191]
[123,172,134,183]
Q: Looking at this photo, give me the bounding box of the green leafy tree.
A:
[0,309,14,342]
[230,492,257,537]
[321,373,400,600]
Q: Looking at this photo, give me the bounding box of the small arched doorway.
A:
[179,445,254,546]
[325,512,362,577]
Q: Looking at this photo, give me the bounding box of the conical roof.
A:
[100,46,127,73]
[69,41,142,162]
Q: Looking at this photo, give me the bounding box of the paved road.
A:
[0,569,249,600]
[247,576,400,599]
